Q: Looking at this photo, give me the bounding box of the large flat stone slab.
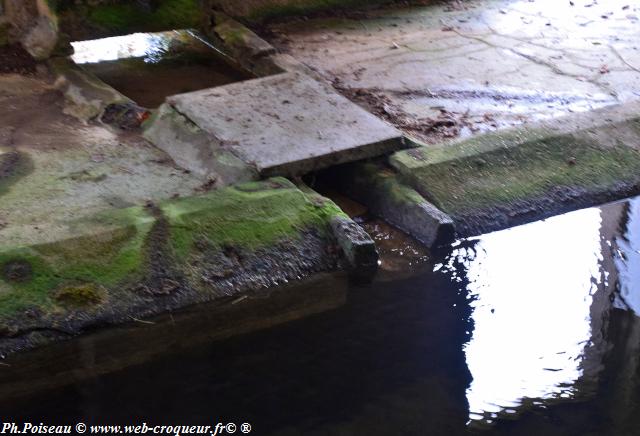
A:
[390,102,640,236]
[268,0,640,144]
[166,72,404,177]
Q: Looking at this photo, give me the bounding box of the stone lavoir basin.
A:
[71,30,254,108]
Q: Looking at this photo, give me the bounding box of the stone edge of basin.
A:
[388,101,640,236]
[48,57,133,122]
[330,216,378,275]
[0,178,372,357]
[338,162,456,248]
[142,102,260,185]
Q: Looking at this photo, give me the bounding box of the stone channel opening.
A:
[71,29,254,108]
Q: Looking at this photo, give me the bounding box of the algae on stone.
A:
[53,0,205,40]
[0,206,153,317]
[162,177,346,260]
[54,283,105,307]
[391,115,640,235]
[0,178,346,322]
[395,134,640,214]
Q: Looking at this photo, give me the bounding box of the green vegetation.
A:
[0,207,153,317]
[54,283,104,307]
[0,178,345,319]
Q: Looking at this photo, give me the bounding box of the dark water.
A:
[72,31,253,108]
[2,197,640,435]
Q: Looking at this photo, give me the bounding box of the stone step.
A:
[147,72,405,180]
[390,102,640,236]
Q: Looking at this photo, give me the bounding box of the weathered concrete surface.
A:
[268,0,640,144]
[163,71,405,177]
[390,102,640,236]
[143,103,258,185]
[337,162,455,247]
[0,73,366,356]
[0,73,203,249]
[49,57,134,121]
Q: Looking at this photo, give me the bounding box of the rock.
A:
[101,103,150,130]
[49,57,131,121]
[338,163,456,248]
[330,216,378,275]
[20,16,57,60]
[163,72,404,177]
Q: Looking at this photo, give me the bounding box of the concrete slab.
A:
[166,72,404,177]
[268,0,640,144]
[390,101,640,236]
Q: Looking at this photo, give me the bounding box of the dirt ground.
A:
[0,44,36,75]
[265,0,640,144]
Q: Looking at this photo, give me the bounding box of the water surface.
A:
[72,31,253,108]
[2,197,640,435]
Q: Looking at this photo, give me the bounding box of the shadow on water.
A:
[3,197,640,435]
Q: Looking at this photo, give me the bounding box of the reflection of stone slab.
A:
[167,72,404,177]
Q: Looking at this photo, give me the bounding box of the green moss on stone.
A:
[54,283,104,307]
[162,177,346,260]
[0,178,346,320]
[0,207,153,317]
[396,133,640,214]
[0,251,59,317]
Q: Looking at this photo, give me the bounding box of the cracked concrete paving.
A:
[267,0,640,143]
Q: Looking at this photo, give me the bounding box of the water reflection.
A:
[613,200,640,315]
[71,31,179,64]
[4,197,640,434]
[438,208,603,423]
[435,197,640,428]
[69,30,252,108]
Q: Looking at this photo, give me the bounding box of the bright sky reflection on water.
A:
[437,207,604,422]
[71,31,179,64]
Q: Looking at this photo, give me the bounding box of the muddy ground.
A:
[0,44,36,75]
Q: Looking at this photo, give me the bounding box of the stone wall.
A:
[210,0,397,23]
[1,0,58,59]
[1,0,399,56]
